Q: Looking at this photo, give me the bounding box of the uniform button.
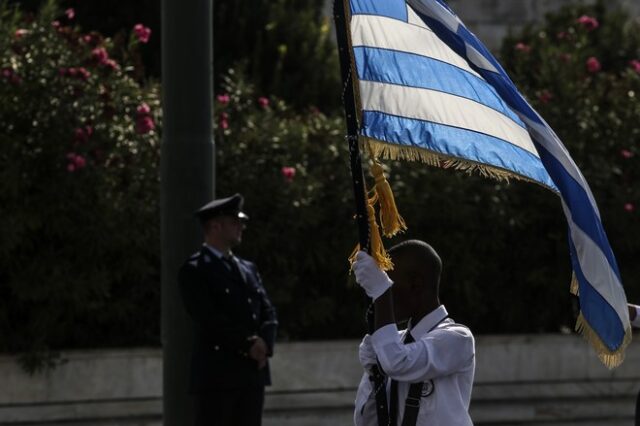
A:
[225,288,230,294]
[214,345,219,351]
[247,297,252,304]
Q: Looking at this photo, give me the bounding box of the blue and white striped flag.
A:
[346,0,631,366]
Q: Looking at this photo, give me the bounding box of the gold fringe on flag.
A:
[365,138,558,192]
[574,313,632,369]
[569,272,580,296]
[370,161,407,237]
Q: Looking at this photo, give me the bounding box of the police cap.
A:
[195,193,249,223]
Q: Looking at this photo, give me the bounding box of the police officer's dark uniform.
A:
[178,194,278,426]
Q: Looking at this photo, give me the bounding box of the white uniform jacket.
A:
[354,305,475,426]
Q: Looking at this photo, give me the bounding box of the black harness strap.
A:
[394,315,449,426]
[401,381,424,426]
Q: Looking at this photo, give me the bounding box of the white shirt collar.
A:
[408,305,449,340]
[204,244,229,260]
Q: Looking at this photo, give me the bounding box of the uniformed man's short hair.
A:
[388,240,442,290]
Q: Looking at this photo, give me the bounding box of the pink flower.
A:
[281,166,296,183]
[624,203,635,213]
[104,59,120,71]
[14,29,29,39]
[135,116,155,134]
[216,94,230,105]
[630,60,640,74]
[219,112,229,130]
[136,102,151,116]
[2,68,21,85]
[74,128,89,144]
[557,31,568,40]
[514,42,531,53]
[586,56,601,74]
[66,152,86,171]
[51,20,60,29]
[82,33,102,47]
[559,53,572,63]
[133,24,152,44]
[621,149,634,159]
[538,90,553,104]
[74,155,86,168]
[76,67,91,81]
[577,15,599,31]
[91,47,109,64]
[258,97,270,108]
[65,8,75,20]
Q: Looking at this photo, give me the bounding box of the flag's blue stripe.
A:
[353,46,526,129]
[362,110,556,189]
[569,237,625,351]
[535,142,621,281]
[413,10,542,124]
[350,0,407,21]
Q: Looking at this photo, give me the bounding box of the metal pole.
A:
[333,2,389,425]
[161,0,214,424]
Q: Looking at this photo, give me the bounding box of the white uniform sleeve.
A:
[631,304,640,328]
[358,334,377,369]
[353,372,378,426]
[371,323,475,382]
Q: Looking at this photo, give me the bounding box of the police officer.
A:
[352,240,475,426]
[178,193,277,426]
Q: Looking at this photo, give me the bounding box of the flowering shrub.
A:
[501,2,640,305]
[0,1,161,367]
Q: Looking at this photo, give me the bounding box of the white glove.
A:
[631,304,640,328]
[358,334,377,369]
[353,251,393,300]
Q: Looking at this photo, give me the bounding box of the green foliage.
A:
[213,0,341,112]
[0,0,161,366]
[500,1,640,306]
[3,0,640,363]
[214,72,366,340]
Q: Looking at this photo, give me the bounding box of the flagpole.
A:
[333,1,389,425]
[333,0,369,252]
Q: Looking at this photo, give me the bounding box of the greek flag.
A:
[347,0,630,366]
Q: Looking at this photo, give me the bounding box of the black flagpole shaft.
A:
[334,2,390,426]
[333,0,369,252]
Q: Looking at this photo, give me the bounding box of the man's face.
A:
[387,267,414,323]
[212,215,246,246]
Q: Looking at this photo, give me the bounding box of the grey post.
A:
[161,0,214,424]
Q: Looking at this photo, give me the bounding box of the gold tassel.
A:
[349,197,394,271]
[569,272,579,296]
[574,313,632,369]
[370,161,407,237]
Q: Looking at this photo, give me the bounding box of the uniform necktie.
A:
[222,256,242,281]
[389,331,415,426]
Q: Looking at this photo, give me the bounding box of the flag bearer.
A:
[353,240,475,426]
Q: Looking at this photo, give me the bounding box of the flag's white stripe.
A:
[359,80,538,157]
[408,0,461,32]
[563,201,628,324]
[351,15,482,80]
[522,116,601,219]
[407,4,429,28]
